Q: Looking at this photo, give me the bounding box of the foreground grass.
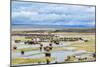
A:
[13,45,69,52]
[12,57,55,65]
[13,39,95,53]
[13,47,39,52]
[70,40,96,52]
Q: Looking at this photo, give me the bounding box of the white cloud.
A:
[12,1,95,27]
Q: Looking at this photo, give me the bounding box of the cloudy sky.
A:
[12,1,95,28]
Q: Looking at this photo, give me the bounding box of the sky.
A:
[12,1,95,28]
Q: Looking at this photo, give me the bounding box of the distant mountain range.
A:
[12,24,95,33]
[54,28,95,33]
[12,24,95,29]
